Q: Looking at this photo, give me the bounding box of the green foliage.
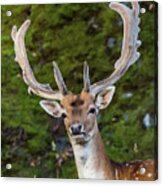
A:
[1,2,157,178]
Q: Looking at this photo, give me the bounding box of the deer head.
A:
[39,85,115,143]
[11,2,141,144]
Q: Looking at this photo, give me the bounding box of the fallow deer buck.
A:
[11,1,156,180]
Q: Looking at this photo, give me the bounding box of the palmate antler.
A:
[87,2,141,96]
[11,20,68,100]
[11,2,141,100]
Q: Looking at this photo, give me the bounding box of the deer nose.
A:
[69,123,83,135]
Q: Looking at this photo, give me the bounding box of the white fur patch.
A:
[72,138,105,179]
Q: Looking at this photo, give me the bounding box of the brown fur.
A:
[61,91,95,133]
[111,159,156,180]
[60,91,156,180]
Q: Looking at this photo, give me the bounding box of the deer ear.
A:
[39,100,64,118]
[95,86,115,110]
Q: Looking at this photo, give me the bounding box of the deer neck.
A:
[70,124,115,179]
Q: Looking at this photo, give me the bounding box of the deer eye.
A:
[61,113,67,119]
[88,108,96,114]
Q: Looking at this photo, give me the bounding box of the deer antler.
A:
[11,20,68,100]
[90,2,141,96]
[83,61,91,92]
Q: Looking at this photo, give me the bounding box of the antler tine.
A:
[83,61,91,92]
[11,20,64,100]
[90,2,141,96]
[53,61,68,95]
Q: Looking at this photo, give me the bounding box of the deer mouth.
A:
[71,133,85,139]
[70,130,86,138]
[70,132,92,143]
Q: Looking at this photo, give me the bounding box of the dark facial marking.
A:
[71,96,84,107]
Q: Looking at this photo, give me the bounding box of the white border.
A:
[1,0,162,186]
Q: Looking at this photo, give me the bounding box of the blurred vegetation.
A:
[1,2,157,178]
